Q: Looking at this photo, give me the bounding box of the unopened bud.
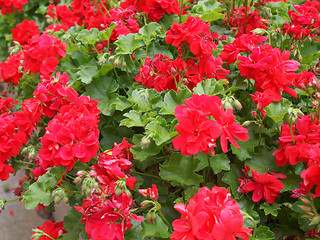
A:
[89,170,97,178]
[301,197,312,206]
[108,56,115,62]
[252,111,257,118]
[0,199,6,213]
[310,216,320,226]
[76,170,87,178]
[233,99,242,110]
[52,188,67,204]
[298,205,313,213]
[141,136,151,149]
[74,177,82,184]
[242,121,251,127]
[261,110,267,119]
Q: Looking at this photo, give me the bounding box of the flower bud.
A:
[89,170,97,178]
[298,205,313,213]
[52,188,67,204]
[74,177,82,184]
[233,99,242,110]
[261,110,267,119]
[0,199,6,213]
[301,197,312,206]
[252,111,257,118]
[76,170,87,178]
[242,121,251,127]
[141,136,151,149]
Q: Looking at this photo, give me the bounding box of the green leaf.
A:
[124,220,143,239]
[159,89,192,115]
[231,139,259,161]
[76,28,100,45]
[93,64,114,78]
[22,172,57,209]
[139,22,162,45]
[265,98,292,123]
[193,78,224,95]
[114,33,144,55]
[85,76,118,100]
[221,163,243,197]
[210,154,230,174]
[131,134,162,161]
[99,22,117,42]
[58,208,86,239]
[281,174,301,192]
[77,65,98,84]
[99,93,131,116]
[260,202,281,217]
[145,120,171,146]
[201,10,225,22]
[245,146,283,173]
[141,215,171,239]
[129,89,161,112]
[121,110,146,127]
[159,153,203,185]
[255,226,275,240]
[195,153,230,174]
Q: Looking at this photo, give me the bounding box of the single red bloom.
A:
[240,165,285,204]
[32,220,67,240]
[138,184,159,201]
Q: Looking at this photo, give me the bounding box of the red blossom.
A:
[139,184,159,201]
[32,220,67,240]
[239,165,285,204]
[171,186,252,240]
[11,19,40,46]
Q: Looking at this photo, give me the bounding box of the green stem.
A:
[15,160,35,165]
[6,197,22,203]
[158,208,172,229]
[244,0,248,34]
[93,0,105,17]
[179,0,184,23]
[98,0,111,17]
[133,170,163,180]
[129,54,138,72]
[247,214,257,239]
[42,232,56,240]
[289,123,296,144]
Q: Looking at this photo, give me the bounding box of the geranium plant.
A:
[1,0,320,239]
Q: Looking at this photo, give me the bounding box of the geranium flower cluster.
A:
[0,31,66,84]
[32,220,67,240]
[220,34,267,65]
[12,19,40,46]
[120,0,184,22]
[282,4,320,40]
[58,0,140,43]
[166,16,228,78]
[0,0,28,15]
[171,186,252,240]
[0,72,82,180]
[39,96,100,170]
[45,4,79,32]
[238,165,286,204]
[238,44,300,102]
[227,6,268,37]
[172,94,249,155]
[273,114,320,196]
[0,52,23,85]
[0,98,31,181]
[75,139,144,240]
[21,33,67,76]
[135,16,229,91]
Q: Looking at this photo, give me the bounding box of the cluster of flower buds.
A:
[74,170,99,197]
[52,188,68,204]
[139,184,160,223]
[222,96,242,111]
